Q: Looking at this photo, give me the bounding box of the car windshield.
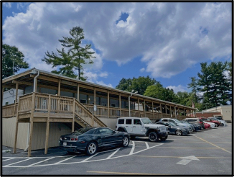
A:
[73,127,95,135]
[141,118,152,124]
[173,119,181,124]
[168,122,176,126]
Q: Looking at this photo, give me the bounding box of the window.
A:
[126,119,132,124]
[134,119,141,125]
[99,128,113,135]
[163,119,168,122]
[118,119,124,124]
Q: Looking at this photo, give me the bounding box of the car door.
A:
[125,118,133,133]
[99,128,122,146]
[132,119,144,135]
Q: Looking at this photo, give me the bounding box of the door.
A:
[132,119,144,135]
[99,128,122,146]
[125,119,133,133]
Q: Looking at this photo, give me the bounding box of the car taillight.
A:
[71,138,78,141]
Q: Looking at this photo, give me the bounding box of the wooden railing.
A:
[2,92,186,123]
[2,103,17,118]
[8,92,106,127]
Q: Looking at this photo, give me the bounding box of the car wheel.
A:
[176,130,182,136]
[149,132,158,142]
[161,136,167,141]
[122,136,129,147]
[86,142,97,156]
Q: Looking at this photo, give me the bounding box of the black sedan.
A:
[59,127,130,155]
[156,121,189,136]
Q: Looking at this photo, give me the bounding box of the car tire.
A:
[161,136,167,141]
[86,141,97,156]
[122,136,129,147]
[149,132,158,142]
[176,130,182,136]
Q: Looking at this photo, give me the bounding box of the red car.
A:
[203,117,220,127]
[203,122,211,129]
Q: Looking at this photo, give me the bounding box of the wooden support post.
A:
[14,83,19,115]
[107,91,109,118]
[13,97,20,154]
[58,79,61,96]
[44,95,51,154]
[144,100,146,117]
[138,98,140,111]
[2,86,5,105]
[72,98,75,131]
[28,92,35,157]
[94,88,96,115]
[152,102,154,119]
[119,94,121,117]
[175,107,177,119]
[77,84,79,101]
[170,106,172,117]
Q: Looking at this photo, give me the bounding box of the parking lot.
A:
[2,123,232,175]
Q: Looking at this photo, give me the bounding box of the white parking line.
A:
[145,142,149,149]
[129,141,135,155]
[106,148,120,159]
[81,153,99,162]
[4,158,31,167]
[28,157,55,167]
[3,158,13,162]
[54,155,76,164]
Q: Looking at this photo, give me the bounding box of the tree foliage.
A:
[42,27,95,80]
[189,61,231,110]
[2,44,29,79]
[116,76,158,95]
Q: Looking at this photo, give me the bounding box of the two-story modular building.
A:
[2,68,196,156]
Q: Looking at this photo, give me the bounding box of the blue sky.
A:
[2,2,232,93]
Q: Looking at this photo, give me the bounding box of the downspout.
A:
[25,70,39,151]
[33,70,40,92]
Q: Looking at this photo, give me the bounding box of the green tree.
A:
[42,27,95,80]
[187,77,199,103]
[197,62,231,108]
[144,83,164,99]
[2,44,29,79]
[144,84,177,102]
[116,76,158,95]
[116,78,132,92]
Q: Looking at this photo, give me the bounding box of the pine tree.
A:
[42,27,95,80]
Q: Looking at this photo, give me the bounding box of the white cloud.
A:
[2,2,231,79]
[166,85,187,93]
[140,68,145,72]
[3,3,12,8]
[99,72,108,78]
[96,81,113,88]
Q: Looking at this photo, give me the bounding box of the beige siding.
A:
[2,117,29,150]
[220,106,232,122]
[99,117,117,130]
[31,122,71,150]
[3,118,72,151]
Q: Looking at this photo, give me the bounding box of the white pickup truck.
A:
[116,117,168,142]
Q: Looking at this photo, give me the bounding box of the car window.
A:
[126,119,132,124]
[73,127,95,135]
[134,119,142,125]
[162,119,168,122]
[141,118,152,124]
[99,128,114,135]
[118,119,124,124]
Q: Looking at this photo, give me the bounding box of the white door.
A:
[125,119,133,133]
[132,119,144,135]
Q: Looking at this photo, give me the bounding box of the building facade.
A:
[2,68,196,156]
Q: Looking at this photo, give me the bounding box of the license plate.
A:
[63,142,67,146]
